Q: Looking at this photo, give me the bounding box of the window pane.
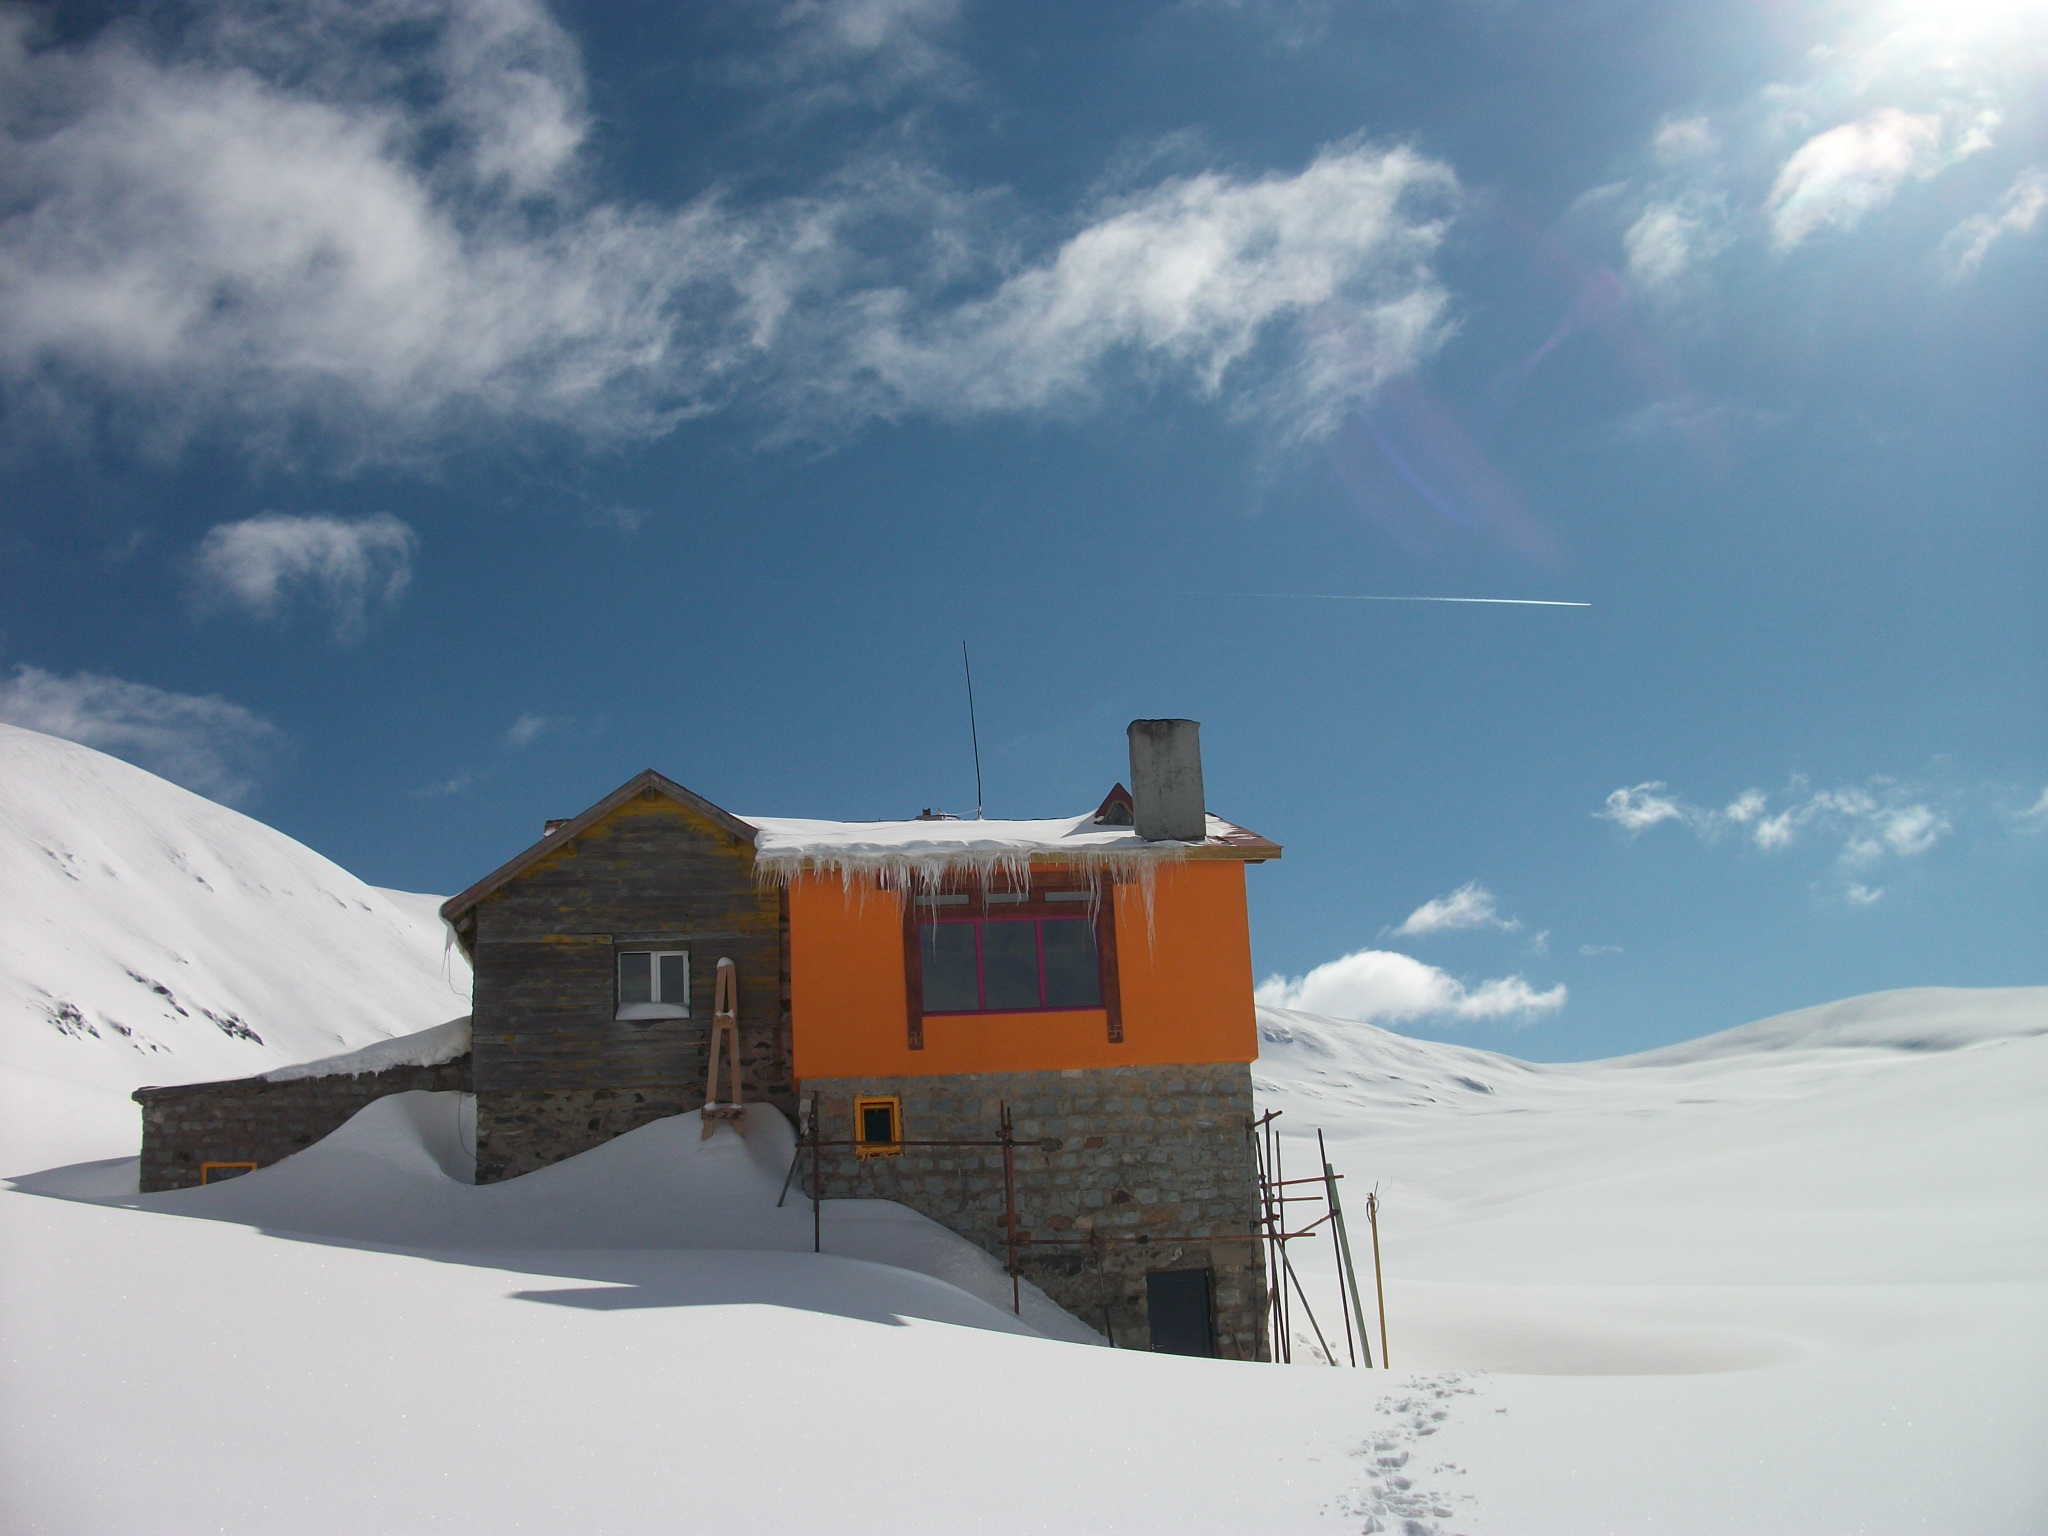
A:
[860,1103,897,1145]
[1040,918,1102,1008]
[658,953,689,1009]
[920,923,980,1012]
[981,920,1042,1011]
[618,951,653,1006]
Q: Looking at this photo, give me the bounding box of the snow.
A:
[261,1015,472,1081]
[746,810,1241,892]
[0,723,471,1102]
[2,726,2044,1533]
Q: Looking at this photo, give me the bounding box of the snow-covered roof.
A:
[441,769,1279,931]
[747,811,1279,893]
[262,1016,471,1083]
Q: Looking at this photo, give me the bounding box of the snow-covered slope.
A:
[0,723,470,1107]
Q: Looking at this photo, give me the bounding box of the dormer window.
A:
[617,950,689,1021]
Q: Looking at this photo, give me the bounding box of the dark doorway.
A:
[1146,1268,1215,1357]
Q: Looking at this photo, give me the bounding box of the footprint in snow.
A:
[1330,1374,1477,1536]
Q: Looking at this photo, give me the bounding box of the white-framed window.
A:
[617,950,689,1021]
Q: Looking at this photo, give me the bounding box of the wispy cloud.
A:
[0,664,285,804]
[193,514,417,641]
[1579,943,1623,957]
[1766,108,1962,251]
[751,0,970,117]
[1256,946,1564,1025]
[503,713,565,750]
[1623,194,1730,289]
[1598,773,1954,893]
[813,140,1459,442]
[0,4,1460,460]
[1578,0,2036,287]
[1597,781,1691,832]
[1388,880,1521,937]
[1942,166,2048,280]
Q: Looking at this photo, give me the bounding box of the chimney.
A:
[1127,719,1206,841]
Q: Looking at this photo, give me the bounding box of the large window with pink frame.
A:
[917,897,1103,1014]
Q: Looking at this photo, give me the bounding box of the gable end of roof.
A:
[439,770,758,934]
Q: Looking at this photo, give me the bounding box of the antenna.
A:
[962,641,984,820]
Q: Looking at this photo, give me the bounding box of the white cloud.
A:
[1767,108,1948,250]
[0,664,285,804]
[1845,882,1885,906]
[1942,166,2048,279]
[1255,947,1565,1025]
[1579,943,1623,957]
[1583,0,2037,288]
[1623,195,1729,288]
[2018,787,2048,827]
[1389,880,1520,937]
[1651,117,1716,164]
[1598,782,1691,832]
[1600,775,1953,883]
[503,713,563,749]
[193,514,416,641]
[758,0,969,114]
[0,5,1460,459]
[831,141,1459,441]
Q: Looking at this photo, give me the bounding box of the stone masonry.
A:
[805,1061,1267,1359]
[473,1084,692,1183]
[134,1055,474,1192]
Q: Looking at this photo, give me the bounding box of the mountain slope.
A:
[0,723,469,1109]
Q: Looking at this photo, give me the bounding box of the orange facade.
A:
[789,859,1260,1079]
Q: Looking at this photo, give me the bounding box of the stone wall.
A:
[134,1056,474,1192]
[804,1062,1267,1360]
[474,1084,691,1182]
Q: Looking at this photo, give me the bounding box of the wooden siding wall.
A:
[471,796,789,1107]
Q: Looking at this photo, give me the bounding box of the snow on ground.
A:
[1,728,2043,1531]
[6,989,2039,1533]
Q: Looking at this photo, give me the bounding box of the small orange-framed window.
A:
[200,1161,258,1184]
[853,1096,902,1159]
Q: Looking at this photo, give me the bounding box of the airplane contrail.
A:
[1189,592,1591,607]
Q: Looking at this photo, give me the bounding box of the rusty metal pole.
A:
[1368,1190,1389,1369]
[1001,1101,1020,1315]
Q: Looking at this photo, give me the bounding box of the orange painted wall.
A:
[788,860,1260,1080]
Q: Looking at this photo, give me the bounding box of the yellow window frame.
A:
[199,1160,258,1184]
[852,1095,902,1159]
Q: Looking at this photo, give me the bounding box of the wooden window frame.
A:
[902,876,1122,1048]
[199,1160,258,1185]
[853,1095,902,1159]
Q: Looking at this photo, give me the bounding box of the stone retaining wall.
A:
[804,1062,1267,1359]
[134,1055,474,1192]
[474,1085,692,1183]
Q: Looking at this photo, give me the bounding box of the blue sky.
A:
[1,0,2042,1059]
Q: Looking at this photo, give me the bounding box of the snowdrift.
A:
[41,1090,1101,1345]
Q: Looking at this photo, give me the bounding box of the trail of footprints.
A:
[1332,1374,1479,1536]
